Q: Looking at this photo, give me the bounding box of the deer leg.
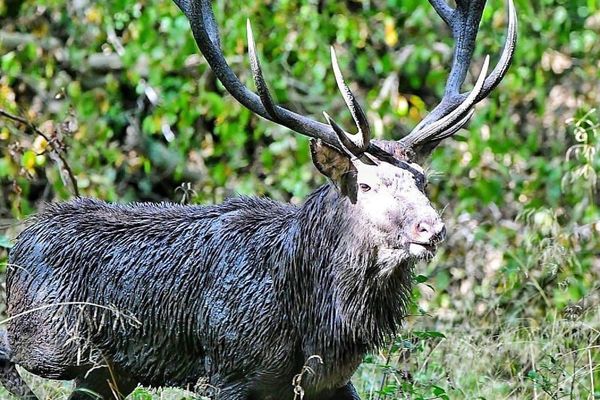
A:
[68,366,136,400]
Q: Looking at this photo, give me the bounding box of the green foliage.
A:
[0,0,599,399]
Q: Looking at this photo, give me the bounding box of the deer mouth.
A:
[407,241,437,258]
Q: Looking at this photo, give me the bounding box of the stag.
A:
[0,0,516,399]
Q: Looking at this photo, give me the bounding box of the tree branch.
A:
[0,108,80,197]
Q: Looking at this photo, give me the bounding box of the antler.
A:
[174,0,516,160]
[173,0,372,157]
[399,0,517,150]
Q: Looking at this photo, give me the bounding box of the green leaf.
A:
[432,386,446,396]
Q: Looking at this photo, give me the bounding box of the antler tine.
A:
[173,0,346,150]
[246,19,279,120]
[475,0,517,101]
[401,0,517,149]
[401,55,489,147]
[329,46,371,154]
[323,112,377,165]
[409,108,476,156]
[433,107,475,142]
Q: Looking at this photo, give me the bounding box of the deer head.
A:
[173,0,517,260]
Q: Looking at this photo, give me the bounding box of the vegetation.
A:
[1,0,598,398]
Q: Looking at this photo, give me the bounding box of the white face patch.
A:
[353,161,430,228]
[354,164,401,221]
[348,158,441,263]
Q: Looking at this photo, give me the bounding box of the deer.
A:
[0,0,516,399]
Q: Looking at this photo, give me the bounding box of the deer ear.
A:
[310,139,358,203]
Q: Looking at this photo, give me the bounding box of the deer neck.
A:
[290,184,413,347]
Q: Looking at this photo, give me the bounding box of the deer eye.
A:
[359,183,371,192]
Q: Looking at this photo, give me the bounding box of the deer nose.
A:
[414,221,446,243]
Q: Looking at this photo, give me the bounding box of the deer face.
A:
[356,161,445,259]
[311,140,445,261]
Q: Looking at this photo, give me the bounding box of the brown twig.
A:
[0,108,80,197]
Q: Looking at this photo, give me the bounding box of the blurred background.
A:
[0,0,598,398]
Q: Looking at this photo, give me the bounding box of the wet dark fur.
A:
[4,182,413,399]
